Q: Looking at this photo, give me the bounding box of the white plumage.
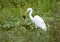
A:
[27,8,47,31]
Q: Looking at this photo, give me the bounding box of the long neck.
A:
[29,10,33,21]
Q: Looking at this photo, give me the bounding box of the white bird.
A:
[27,8,47,31]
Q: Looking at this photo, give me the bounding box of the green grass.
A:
[0,0,60,42]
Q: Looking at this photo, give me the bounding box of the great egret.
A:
[27,8,47,31]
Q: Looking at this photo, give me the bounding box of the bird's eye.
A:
[29,10,31,12]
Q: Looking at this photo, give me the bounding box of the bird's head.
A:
[27,8,33,13]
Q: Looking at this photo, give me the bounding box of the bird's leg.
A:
[35,25,37,33]
[35,25,38,36]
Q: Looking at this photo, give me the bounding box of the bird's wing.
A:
[33,15,47,31]
[33,15,44,23]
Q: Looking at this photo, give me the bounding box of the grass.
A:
[0,0,60,42]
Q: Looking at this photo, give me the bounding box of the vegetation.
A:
[0,0,60,42]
